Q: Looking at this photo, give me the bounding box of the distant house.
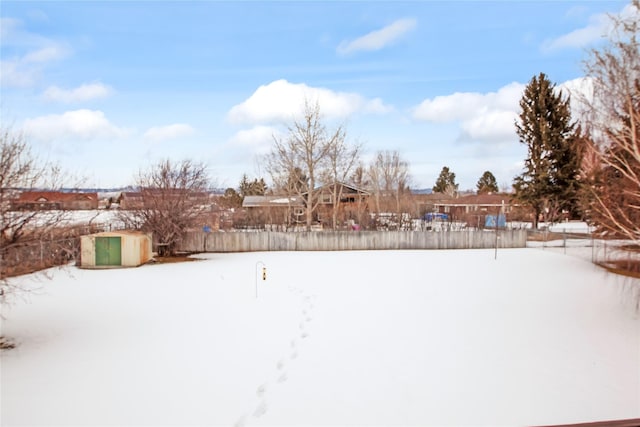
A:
[314,182,370,228]
[433,194,513,214]
[13,191,99,211]
[316,182,370,205]
[119,189,211,210]
[242,195,305,228]
[241,183,371,229]
[119,192,145,210]
[429,193,517,227]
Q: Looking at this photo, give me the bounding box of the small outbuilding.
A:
[79,231,153,269]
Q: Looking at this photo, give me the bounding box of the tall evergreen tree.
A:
[432,166,458,196]
[220,187,243,209]
[552,125,585,219]
[513,72,579,228]
[476,171,499,194]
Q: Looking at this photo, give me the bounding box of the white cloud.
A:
[0,18,21,41]
[0,17,71,87]
[461,110,519,142]
[412,76,603,146]
[558,77,612,135]
[23,109,127,141]
[558,77,594,112]
[143,123,195,142]
[542,15,609,52]
[412,92,485,123]
[364,98,395,114]
[412,82,525,123]
[26,9,50,23]
[227,79,392,125]
[22,45,69,63]
[412,82,525,143]
[43,83,113,103]
[542,2,639,52]
[229,125,280,154]
[337,18,417,55]
[0,60,37,87]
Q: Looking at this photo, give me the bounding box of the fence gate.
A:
[95,236,122,266]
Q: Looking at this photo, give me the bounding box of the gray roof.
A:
[242,195,304,208]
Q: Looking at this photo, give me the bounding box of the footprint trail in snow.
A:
[234,285,316,426]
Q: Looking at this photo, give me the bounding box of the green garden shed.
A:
[80,231,152,269]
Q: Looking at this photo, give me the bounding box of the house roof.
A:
[242,195,304,208]
[434,193,515,206]
[121,192,143,198]
[122,190,209,198]
[315,182,370,196]
[414,193,455,203]
[17,191,98,202]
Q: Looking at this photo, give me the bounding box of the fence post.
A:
[255,261,265,298]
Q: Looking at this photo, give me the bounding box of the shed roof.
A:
[88,230,151,238]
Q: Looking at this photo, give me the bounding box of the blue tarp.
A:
[422,213,448,221]
[485,214,506,228]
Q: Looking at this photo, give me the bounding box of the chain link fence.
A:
[527,229,640,277]
[0,223,112,279]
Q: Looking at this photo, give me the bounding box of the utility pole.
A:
[495,200,504,260]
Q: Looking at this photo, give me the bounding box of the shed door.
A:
[95,237,122,266]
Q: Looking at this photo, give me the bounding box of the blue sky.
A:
[1,1,635,190]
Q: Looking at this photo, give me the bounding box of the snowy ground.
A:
[1,249,639,426]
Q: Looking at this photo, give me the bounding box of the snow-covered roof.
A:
[242,195,304,208]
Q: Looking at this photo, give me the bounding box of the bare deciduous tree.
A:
[1,128,64,247]
[119,159,211,256]
[1,128,72,290]
[266,100,345,231]
[349,164,372,228]
[367,150,412,229]
[579,1,640,241]
[1,128,87,351]
[322,134,361,229]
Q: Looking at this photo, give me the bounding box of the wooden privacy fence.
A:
[178,230,528,253]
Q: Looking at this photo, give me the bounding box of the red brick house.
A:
[119,190,211,210]
[430,193,517,227]
[13,191,99,211]
[119,192,145,210]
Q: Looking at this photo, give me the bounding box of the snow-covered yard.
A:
[1,249,639,426]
